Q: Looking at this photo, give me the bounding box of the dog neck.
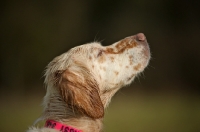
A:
[41,94,103,132]
[38,85,120,132]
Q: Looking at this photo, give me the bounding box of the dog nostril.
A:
[136,33,146,41]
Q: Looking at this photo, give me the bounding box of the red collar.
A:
[45,120,82,132]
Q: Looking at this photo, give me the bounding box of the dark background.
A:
[0,1,200,132]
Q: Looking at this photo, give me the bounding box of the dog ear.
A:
[56,67,104,119]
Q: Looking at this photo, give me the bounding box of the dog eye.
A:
[97,50,103,57]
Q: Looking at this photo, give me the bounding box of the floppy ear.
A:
[56,67,104,119]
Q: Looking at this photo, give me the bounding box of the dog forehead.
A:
[71,42,103,56]
[82,42,103,50]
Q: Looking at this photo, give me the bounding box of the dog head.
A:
[44,33,150,119]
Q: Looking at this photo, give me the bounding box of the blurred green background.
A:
[1,0,200,132]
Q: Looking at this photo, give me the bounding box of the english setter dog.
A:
[27,33,150,132]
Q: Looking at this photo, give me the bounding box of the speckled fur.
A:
[27,33,150,132]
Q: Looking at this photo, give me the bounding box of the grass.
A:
[0,92,200,132]
[104,93,200,132]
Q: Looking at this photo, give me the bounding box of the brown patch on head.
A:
[114,71,119,76]
[58,68,104,119]
[129,55,133,65]
[98,51,106,63]
[89,56,92,60]
[92,65,94,69]
[126,66,129,68]
[98,56,106,63]
[105,48,114,53]
[109,56,115,62]
[103,67,106,71]
[134,63,142,71]
[115,39,137,53]
[127,74,135,81]
[129,55,133,59]
[105,37,137,54]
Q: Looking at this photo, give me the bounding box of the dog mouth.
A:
[125,33,151,66]
[104,33,150,70]
[126,33,150,55]
[134,33,150,59]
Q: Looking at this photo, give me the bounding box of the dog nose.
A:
[136,33,146,42]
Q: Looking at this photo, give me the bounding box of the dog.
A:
[27,33,150,132]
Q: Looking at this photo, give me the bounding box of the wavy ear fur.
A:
[57,66,104,119]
